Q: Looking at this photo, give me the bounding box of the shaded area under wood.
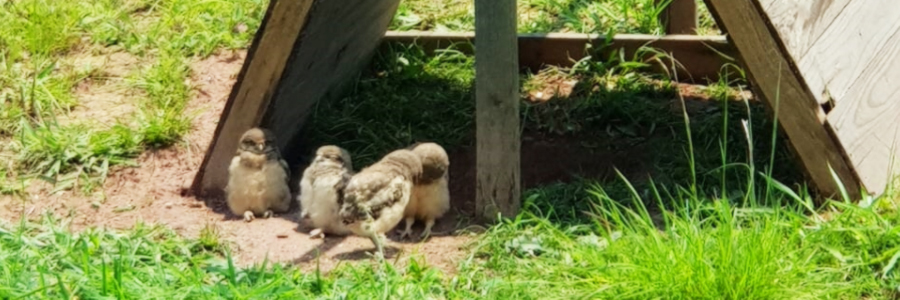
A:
[380,31,739,84]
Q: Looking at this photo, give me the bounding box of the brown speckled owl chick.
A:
[339,149,423,260]
[225,128,292,222]
[399,142,451,240]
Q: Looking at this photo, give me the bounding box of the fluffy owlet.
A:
[339,149,423,260]
[298,145,354,238]
[399,142,451,239]
[225,127,292,222]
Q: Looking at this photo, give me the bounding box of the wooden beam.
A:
[191,0,314,198]
[261,0,403,167]
[702,0,862,201]
[475,0,521,220]
[192,0,402,198]
[657,0,698,34]
[381,31,739,84]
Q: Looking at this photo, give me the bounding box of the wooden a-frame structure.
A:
[192,0,900,220]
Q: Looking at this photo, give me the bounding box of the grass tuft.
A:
[0,0,265,191]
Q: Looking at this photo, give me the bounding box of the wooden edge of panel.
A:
[190,0,315,198]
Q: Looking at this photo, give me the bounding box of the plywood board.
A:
[759,0,850,60]
[798,0,900,106]
[758,0,851,105]
[758,0,900,195]
[703,0,861,201]
[824,26,900,195]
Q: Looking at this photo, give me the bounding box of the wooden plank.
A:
[758,0,850,59]
[702,0,861,201]
[758,0,851,105]
[824,26,900,196]
[475,0,521,220]
[793,0,900,107]
[657,0,698,34]
[262,0,403,164]
[191,0,314,198]
[381,31,738,84]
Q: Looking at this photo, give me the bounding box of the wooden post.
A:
[474,0,521,221]
[657,0,698,34]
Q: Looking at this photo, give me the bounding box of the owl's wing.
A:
[364,176,408,220]
[278,158,290,184]
[334,171,352,207]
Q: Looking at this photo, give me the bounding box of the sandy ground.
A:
[0,49,475,274]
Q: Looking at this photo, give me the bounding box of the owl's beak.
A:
[257,143,264,151]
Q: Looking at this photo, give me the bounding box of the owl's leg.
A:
[398,217,415,239]
[262,210,274,219]
[309,228,324,239]
[369,233,386,261]
[420,218,435,239]
[243,211,255,222]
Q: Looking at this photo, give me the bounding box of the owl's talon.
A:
[398,217,414,240]
[243,211,255,222]
[263,210,273,218]
[420,219,435,240]
[309,228,324,239]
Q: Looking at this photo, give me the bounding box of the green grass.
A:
[6,1,900,298]
[391,0,721,35]
[0,0,266,192]
[5,179,900,298]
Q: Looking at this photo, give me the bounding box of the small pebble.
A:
[164,202,173,209]
[188,202,203,208]
[276,234,289,239]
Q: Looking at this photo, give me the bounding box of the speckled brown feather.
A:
[339,149,422,224]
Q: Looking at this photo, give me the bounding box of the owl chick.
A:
[298,145,354,239]
[225,128,292,222]
[399,142,451,240]
[339,149,423,260]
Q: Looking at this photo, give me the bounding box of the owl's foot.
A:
[309,228,324,239]
[369,233,386,261]
[420,219,435,240]
[243,211,255,222]
[397,217,415,240]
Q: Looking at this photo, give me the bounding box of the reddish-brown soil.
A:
[0,49,481,274]
[0,49,735,274]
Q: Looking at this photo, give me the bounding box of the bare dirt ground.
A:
[0,49,483,274]
[0,49,746,274]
